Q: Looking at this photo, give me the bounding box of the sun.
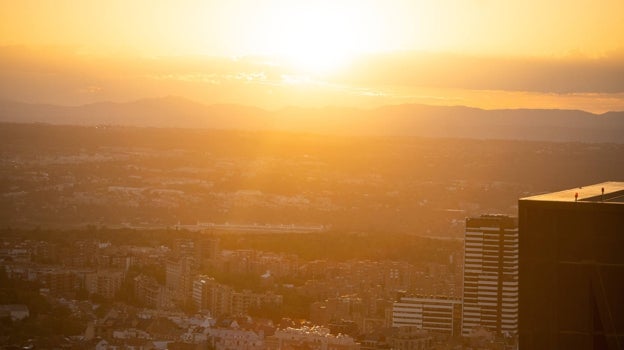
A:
[259,3,368,73]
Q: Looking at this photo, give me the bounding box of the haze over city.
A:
[1,1,623,350]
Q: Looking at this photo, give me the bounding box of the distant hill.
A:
[1,97,623,143]
[0,96,271,129]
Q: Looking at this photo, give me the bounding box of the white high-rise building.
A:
[461,214,518,336]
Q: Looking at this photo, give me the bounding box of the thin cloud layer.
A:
[334,51,624,94]
[1,46,623,112]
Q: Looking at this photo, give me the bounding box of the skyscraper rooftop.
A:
[521,181,624,203]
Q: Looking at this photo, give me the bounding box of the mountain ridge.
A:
[1,96,623,143]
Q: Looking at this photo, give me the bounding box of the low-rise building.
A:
[265,326,360,350]
[231,290,283,316]
[392,296,461,335]
[206,327,264,350]
[390,326,433,350]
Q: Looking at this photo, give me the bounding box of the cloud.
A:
[0,46,623,112]
[333,51,624,94]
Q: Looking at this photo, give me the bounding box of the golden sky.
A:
[1,0,624,112]
[2,0,624,57]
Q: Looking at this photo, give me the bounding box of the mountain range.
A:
[1,96,623,143]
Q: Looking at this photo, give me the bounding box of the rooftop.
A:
[520,181,624,203]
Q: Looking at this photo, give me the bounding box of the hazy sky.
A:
[2,0,623,57]
[1,1,623,112]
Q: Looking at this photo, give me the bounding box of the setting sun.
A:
[254,2,371,73]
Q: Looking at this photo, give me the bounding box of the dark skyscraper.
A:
[519,182,624,350]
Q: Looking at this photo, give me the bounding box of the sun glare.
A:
[260,3,368,74]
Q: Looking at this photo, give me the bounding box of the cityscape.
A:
[2,1,624,349]
[2,182,622,349]
[1,125,622,349]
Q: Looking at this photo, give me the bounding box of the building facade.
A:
[230,289,283,316]
[392,296,462,335]
[134,274,166,309]
[265,326,360,350]
[166,257,194,301]
[192,275,232,316]
[85,270,124,299]
[390,326,433,350]
[519,182,624,349]
[461,214,518,336]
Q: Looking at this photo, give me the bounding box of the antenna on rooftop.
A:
[575,192,578,202]
[602,187,605,202]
